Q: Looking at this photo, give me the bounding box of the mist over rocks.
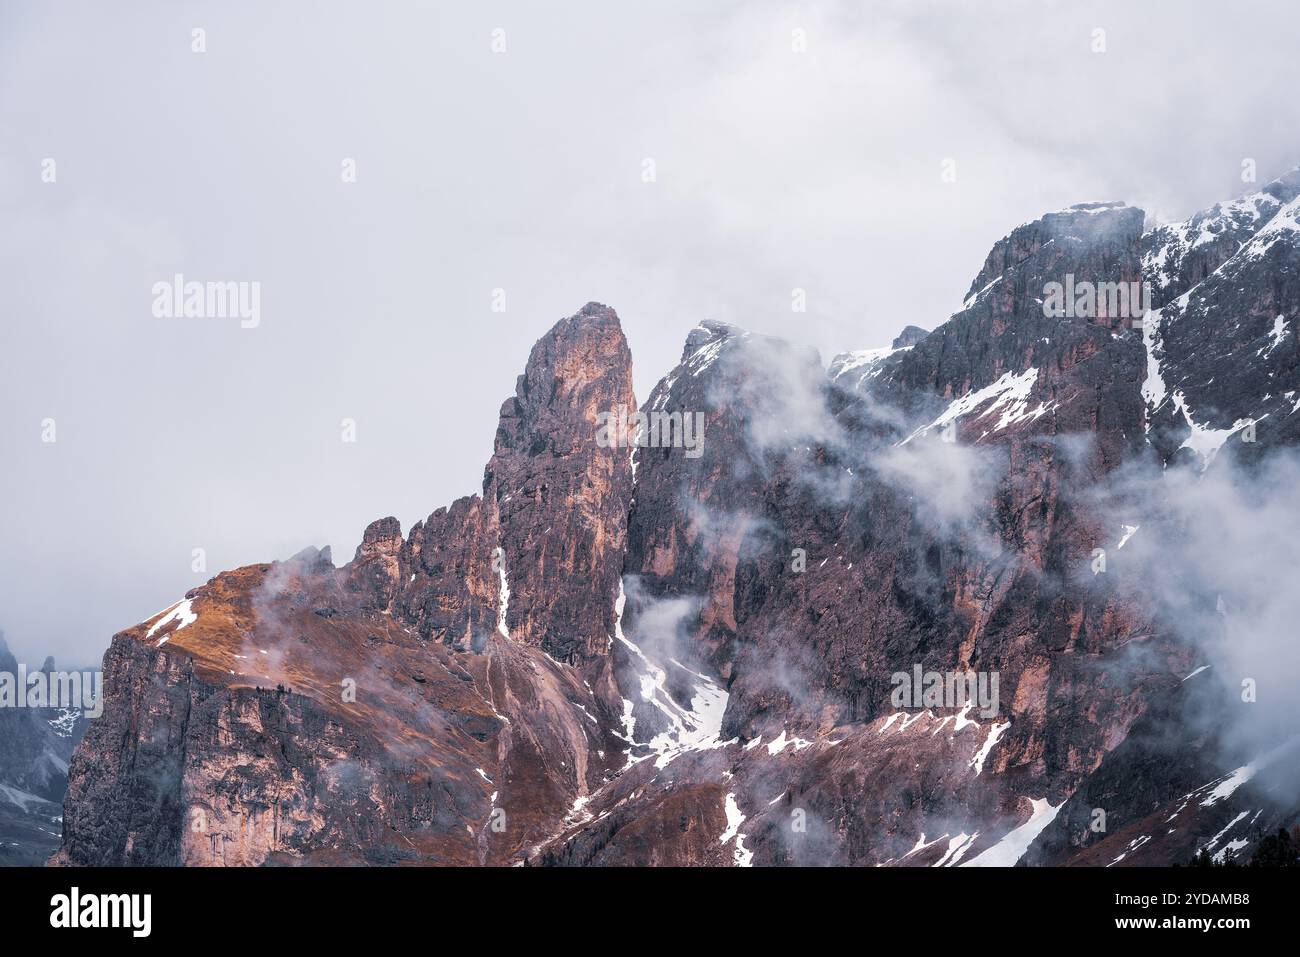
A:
[53,173,1300,867]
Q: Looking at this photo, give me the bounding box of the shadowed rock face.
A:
[1141,172,1300,469]
[596,203,1170,866]
[0,638,88,865]
[56,176,1300,867]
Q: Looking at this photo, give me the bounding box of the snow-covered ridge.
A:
[1002,201,1130,240]
[1141,169,1300,302]
[900,367,1053,444]
[963,273,1003,309]
[1242,193,1300,258]
[828,344,911,390]
[1142,190,1282,291]
[682,320,747,378]
[683,332,736,379]
[645,321,746,413]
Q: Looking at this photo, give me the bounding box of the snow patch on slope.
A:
[766,730,814,755]
[970,720,1011,775]
[1140,307,1168,429]
[719,792,754,866]
[962,798,1061,867]
[901,368,1052,445]
[1199,764,1255,807]
[612,580,732,770]
[1142,190,1281,291]
[494,547,511,639]
[1171,394,1258,470]
[828,344,910,390]
[1265,314,1289,354]
[933,832,979,867]
[1201,811,1251,863]
[1243,194,1300,257]
[145,598,197,647]
[1141,305,1260,466]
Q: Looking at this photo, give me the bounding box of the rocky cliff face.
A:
[570,202,1168,867]
[353,301,635,669]
[56,305,635,866]
[1141,170,1300,468]
[55,173,1300,867]
[1025,170,1300,866]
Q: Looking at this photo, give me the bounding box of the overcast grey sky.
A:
[2,0,1297,665]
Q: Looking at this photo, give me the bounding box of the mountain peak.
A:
[1262,166,1300,204]
[682,318,744,361]
[575,300,618,320]
[546,301,624,344]
[54,169,1300,871]
[966,202,1144,304]
[891,325,929,349]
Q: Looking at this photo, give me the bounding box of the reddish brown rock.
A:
[55,185,1300,868]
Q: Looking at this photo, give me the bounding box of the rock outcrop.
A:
[56,304,636,866]
[54,174,1300,867]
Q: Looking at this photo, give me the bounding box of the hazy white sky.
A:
[2,0,1297,663]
